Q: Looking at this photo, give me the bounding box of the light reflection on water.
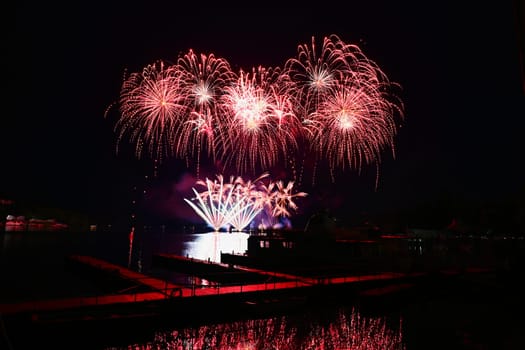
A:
[0,229,251,301]
[107,307,405,350]
[143,230,250,286]
[182,231,249,262]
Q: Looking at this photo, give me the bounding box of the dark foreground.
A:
[2,231,525,349]
[2,269,525,350]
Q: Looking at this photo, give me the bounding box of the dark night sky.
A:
[5,1,525,227]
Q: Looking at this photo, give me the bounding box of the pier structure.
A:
[0,253,437,322]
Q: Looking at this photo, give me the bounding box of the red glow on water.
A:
[380,234,409,239]
[121,308,405,349]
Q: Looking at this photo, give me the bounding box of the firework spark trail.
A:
[227,199,262,231]
[183,175,237,231]
[270,180,308,218]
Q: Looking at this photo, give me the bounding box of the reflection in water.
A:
[4,223,26,232]
[127,227,134,269]
[183,231,249,263]
[110,308,405,349]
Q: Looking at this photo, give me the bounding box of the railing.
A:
[0,270,413,315]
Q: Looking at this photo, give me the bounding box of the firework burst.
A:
[184,173,307,231]
[173,50,236,174]
[219,66,302,175]
[114,61,185,161]
[315,80,399,172]
[109,34,404,185]
[183,175,236,231]
[285,34,404,181]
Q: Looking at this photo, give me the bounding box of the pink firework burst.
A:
[285,34,404,181]
[115,60,185,161]
[315,80,400,172]
[219,66,302,175]
[270,179,307,218]
[184,173,307,231]
[285,34,354,122]
[173,50,236,173]
[111,34,404,186]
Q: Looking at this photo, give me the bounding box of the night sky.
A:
[5,1,525,229]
